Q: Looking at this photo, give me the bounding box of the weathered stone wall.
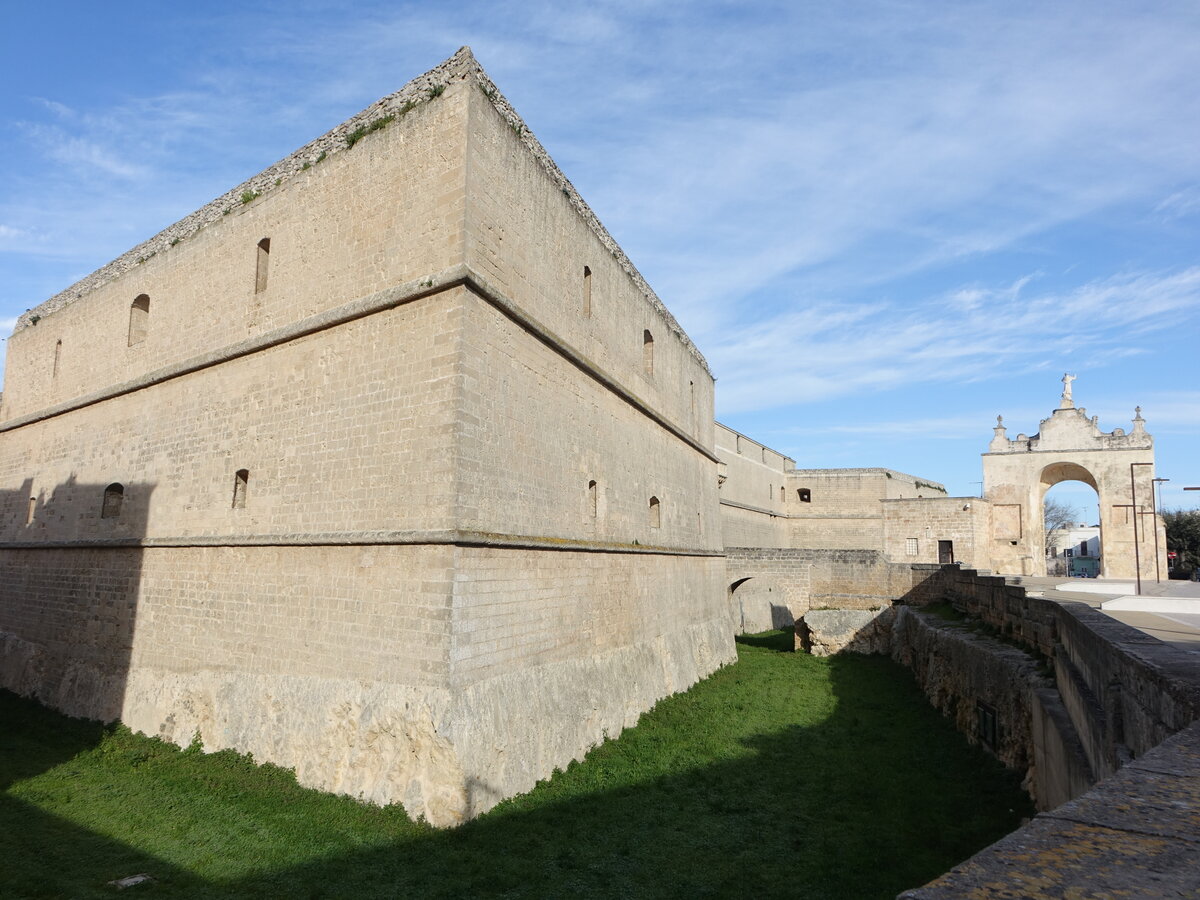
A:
[4,82,470,426]
[724,547,812,633]
[892,565,1200,896]
[0,49,735,827]
[786,468,946,551]
[917,567,1200,777]
[881,496,992,569]
[725,546,941,638]
[890,607,1093,810]
[714,424,792,550]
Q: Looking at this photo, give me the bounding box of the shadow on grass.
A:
[1,693,206,897]
[2,637,1032,899]
[734,626,795,653]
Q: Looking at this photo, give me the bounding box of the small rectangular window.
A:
[582,265,592,317]
[232,469,249,509]
[906,537,918,556]
[101,483,124,519]
[255,238,271,294]
[128,295,150,346]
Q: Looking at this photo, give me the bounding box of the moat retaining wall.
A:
[895,567,1200,898]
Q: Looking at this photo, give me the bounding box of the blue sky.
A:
[2,1,1198,514]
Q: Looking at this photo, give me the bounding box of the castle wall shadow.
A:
[0,476,151,722]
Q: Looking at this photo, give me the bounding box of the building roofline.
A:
[15,48,711,374]
[714,421,797,464]
[789,467,947,489]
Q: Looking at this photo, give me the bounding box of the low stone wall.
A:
[725,547,940,642]
[890,607,1093,810]
[800,607,896,656]
[922,568,1200,778]
[893,567,1200,898]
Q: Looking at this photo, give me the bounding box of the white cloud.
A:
[1155,186,1200,220]
[712,267,1200,415]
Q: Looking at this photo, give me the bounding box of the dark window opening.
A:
[232,469,249,509]
[101,483,124,519]
[643,330,654,375]
[128,295,150,346]
[582,265,592,317]
[798,488,811,503]
[256,238,271,294]
[649,495,661,528]
[977,701,998,750]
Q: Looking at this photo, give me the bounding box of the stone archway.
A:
[729,576,794,634]
[982,379,1166,580]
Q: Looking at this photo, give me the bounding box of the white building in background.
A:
[1048,525,1101,577]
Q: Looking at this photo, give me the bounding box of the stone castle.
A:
[0,48,1171,832]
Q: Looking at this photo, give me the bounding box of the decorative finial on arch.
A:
[1132,405,1147,435]
[996,415,1004,428]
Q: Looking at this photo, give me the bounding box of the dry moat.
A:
[1,632,1030,899]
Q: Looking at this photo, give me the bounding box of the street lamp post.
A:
[1152,478,1169,583]
[1130,462,1154,595]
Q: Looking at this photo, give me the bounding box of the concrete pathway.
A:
[1013,576,1200,654]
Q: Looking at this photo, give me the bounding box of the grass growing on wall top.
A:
[0,634,1031,898]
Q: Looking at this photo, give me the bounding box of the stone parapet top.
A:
[0,529,724,557]
[789,467,947,488]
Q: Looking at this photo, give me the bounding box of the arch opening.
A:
[1042,477,1101,578]
[729,575,793,634]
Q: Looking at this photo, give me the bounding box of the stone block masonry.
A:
[0,49,734,825]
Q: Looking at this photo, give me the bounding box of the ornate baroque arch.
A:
[981,379,1165,580]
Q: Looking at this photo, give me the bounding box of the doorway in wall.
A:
[938,540,955,565]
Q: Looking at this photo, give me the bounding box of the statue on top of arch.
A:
[1060,373,1077,409]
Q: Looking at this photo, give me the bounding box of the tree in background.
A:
[1164,509,1200,579]
[1044,498,1080,559]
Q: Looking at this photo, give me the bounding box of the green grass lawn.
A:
[0,632,1032,899]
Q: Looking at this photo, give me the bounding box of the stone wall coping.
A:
[0,529,724,557]
[15,47,710,374]
[1055,602,1200,707]
[713,421,796,464]
[880,495,985,504]
[788,467,946,489]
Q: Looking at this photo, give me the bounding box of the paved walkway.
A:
[1012,576,1200,654]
